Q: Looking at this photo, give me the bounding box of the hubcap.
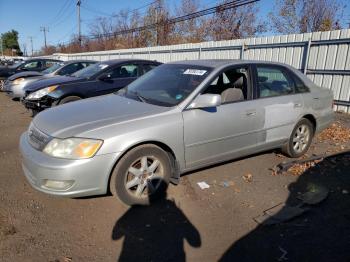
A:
[125,156,163,198]
[292,124,310,153]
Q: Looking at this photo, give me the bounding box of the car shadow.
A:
[111,181,201,261]
[219,151,350,262]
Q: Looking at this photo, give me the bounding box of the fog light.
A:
[42,179,74,190]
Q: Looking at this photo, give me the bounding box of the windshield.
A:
[71,63,109,78]
[121,64,212,107]
[42,63,64,74]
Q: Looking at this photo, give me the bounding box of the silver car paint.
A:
[19,60,334,197]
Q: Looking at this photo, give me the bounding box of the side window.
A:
[23,61,40,69]
[45,61,58,69]
[142,64,158,75]
[203,67,249,103]
[81,62,94,68]
[58,63,83,76]
[257,66,295,98]
[108,64,138,78]
[293,74,310,93]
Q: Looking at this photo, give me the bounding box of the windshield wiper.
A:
[128,90,148,103]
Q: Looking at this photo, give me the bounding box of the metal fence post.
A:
[198,46,202,59]
[240,44,244,60]
[303,39,312,74]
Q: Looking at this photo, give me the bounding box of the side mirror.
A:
[187,94,221,109]
[98,73,112,81]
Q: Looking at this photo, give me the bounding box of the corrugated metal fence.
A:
[52,29,350,112]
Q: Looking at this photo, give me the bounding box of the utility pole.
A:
[22,43,27,57]
[0,37,3,57]
[28,36,34,57]
[40,26,49,49]
[77,0,81,46]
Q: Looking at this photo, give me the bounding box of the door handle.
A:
[294,103,302,108]
[246,110,256,116]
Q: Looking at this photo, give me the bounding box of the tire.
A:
[58,96,81,105]
[30,109,39,117]
[109,144,171,206]
[282,118,314,158]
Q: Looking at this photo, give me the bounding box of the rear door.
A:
[93,63,140,96]
[252,64,304,148]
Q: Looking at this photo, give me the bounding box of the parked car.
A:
[19,60,334,205]
[0,58,61,90]
[22,59,161,115]
[3,60,96,99]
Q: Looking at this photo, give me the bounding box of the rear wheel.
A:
[109,144,171,206]
[282,118,314,158]
[58,96,81,105]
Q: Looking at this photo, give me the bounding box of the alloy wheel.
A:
[292,124,311,154]
[124,155,164,198]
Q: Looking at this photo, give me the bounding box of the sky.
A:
[0,0,349,54]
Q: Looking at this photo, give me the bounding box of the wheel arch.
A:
[107,140,180,194]
[301,114,317,132]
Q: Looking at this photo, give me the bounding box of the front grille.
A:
[28,123,51,151]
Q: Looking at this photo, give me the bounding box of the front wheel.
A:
[58,96,81,105]
[282,118,314,158]
[110,144,171,206]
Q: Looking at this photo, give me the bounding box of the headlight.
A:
[13,77,25,85]
[26,85,58,100]
[43,138,103,159]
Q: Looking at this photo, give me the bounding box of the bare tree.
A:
[269,0,346,34]
[171,0,209,44]
[208,0,266,41]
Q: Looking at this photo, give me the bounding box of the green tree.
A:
[1,30,22,55]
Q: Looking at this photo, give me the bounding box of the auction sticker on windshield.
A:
[183,69,207,76]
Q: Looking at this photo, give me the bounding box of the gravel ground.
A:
[0,92,349,262]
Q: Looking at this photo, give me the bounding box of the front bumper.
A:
[22,96,56,111]
[8,82,26,99]
[20,132,120,197]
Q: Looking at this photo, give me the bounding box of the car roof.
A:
[99,59,161,66]
[25,58,62,62]
[63,60,96,64]
[168,59,295,69]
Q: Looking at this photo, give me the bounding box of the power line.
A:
[48,0,71,25]
[88,0,259,39]
[81,0,158,20]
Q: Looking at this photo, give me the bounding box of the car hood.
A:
[25,75,83,92]
[8,71,43,81]
[33,94,171,138]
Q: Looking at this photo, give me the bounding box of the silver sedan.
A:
[19,60,334,205]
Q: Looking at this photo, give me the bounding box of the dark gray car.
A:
[19,60,334,206]
[3,60,96,99]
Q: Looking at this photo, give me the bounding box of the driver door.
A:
[182,65,260,169]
